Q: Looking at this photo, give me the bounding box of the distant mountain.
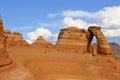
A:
[109,42,120,52]
[93,42,120,52]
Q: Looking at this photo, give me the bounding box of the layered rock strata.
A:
[56,26,112,55]
[0,17,34,80]
[0,17,12,67]
[56,27,88,51]
[86,26,112,55]
[32,36,53,47]
[4,30,29,47]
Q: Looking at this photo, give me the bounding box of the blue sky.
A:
[0,0,120,44]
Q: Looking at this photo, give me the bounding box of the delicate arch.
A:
[87,26,112,55]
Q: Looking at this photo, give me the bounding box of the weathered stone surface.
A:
[0,63,34,80]
[32,36,53,47]
[56,26,112,55]
[4,30,29,47]
[13,31,23,39]
[0,17,4,35]
[87,26,113,55]
[0,35,13,67]
[56,26,88,51]
[0,17,35,80]
[0,17,12,67]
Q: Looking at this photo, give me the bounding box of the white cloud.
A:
[27,28,58,44]
[48,13,58,18]
[61,6,120,37]
[39,23,59,27]
[25,6,120,44]
[62,10,94,18]
[97,6,120,28]
[88,23,100,27]
[62,17,88,29]
[103,28,120,37]
[62,6,120,28]
[12,26,38,31]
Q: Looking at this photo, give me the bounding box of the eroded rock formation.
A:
[56,27,88,51]
[56,26,112,55]
[4,30,29,47]
[0,17,4,35]
[0,17,34,80]
[86,26,113,55]
[0,17,12,67]
[32,36,53,47]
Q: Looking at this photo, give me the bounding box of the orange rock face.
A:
[4,30,29,47]
[0,17,12,67]
[87,26,113,55]
[0,17,34,80]
[56,26,112,55]
[0,17,4,35]
[32,36,53,47]
[56,27,88,51]
[0,63,34,80]
[0,17,116,80]
[0,35,13,67]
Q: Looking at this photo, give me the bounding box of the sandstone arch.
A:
[87,26,112,55]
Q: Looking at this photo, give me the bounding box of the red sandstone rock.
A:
[56,26,88,51]
[0,63,34,80]
[0,17,4,35]
[56,26,113,55]
[0,17,34,80]
[0,35,12,67]
[87,26,113,55]
[32,36,53,47]
[4,30,29,47]
[0,17,12,67]
[0,17,118,80]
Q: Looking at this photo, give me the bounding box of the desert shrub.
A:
[113,51,120,59]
